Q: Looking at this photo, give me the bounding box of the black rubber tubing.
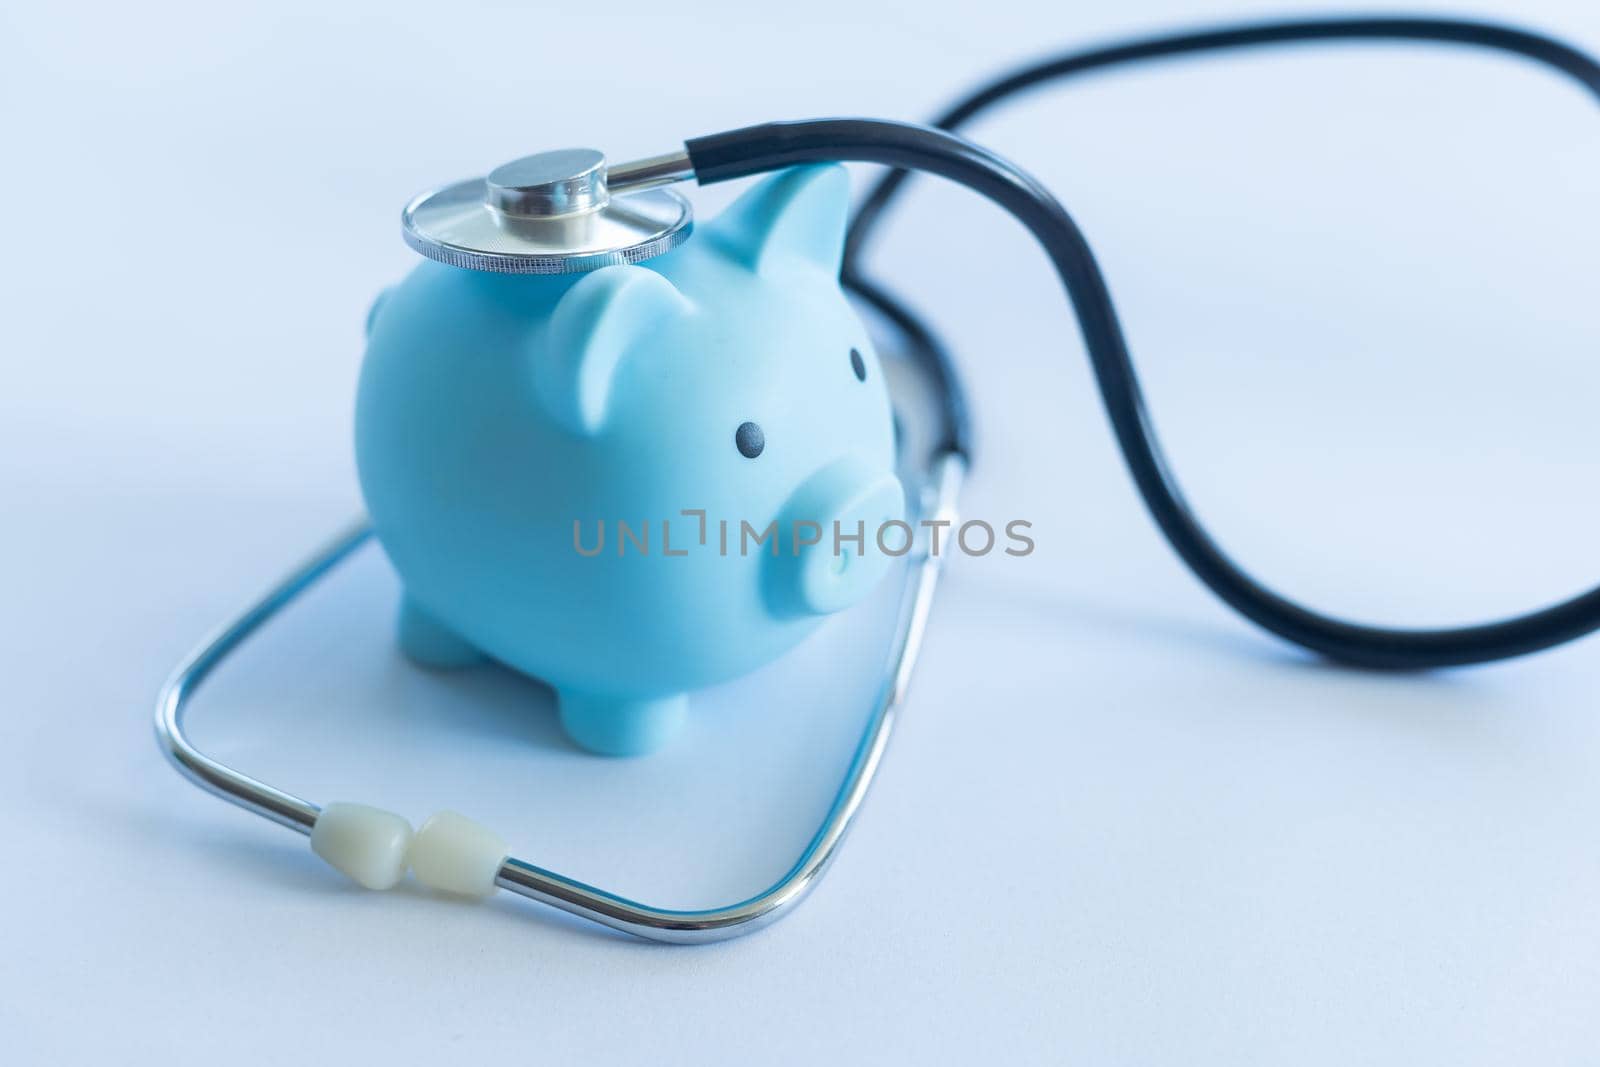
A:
[685,18,1600,668]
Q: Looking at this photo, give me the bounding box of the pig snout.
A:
[768,457,906,617]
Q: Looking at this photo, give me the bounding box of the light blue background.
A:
[3,0,1599,1063]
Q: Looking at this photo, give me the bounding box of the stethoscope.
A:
[156,16,1600,943]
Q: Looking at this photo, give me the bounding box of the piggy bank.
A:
[357,164,905,756]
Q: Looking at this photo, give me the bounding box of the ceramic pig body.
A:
[357,165,905,756]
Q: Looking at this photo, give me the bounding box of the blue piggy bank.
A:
[357,165,906,756]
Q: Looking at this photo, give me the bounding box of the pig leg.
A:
[557,691,688,757]
[397,596,485,669]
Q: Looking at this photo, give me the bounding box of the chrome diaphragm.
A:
[401,147,693,274]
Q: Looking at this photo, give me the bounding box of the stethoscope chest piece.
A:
[401,147,693,274]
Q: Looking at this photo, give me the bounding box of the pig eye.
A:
[735,421,765,459]
[850,347,867,382]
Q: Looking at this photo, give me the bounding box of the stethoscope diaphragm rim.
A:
[401,179,693,275]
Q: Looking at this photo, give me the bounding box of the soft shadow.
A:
[942,567,1492,700]
[945,567,1308,666]
[364,648,585,754]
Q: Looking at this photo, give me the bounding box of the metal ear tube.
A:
[157,458,964,942]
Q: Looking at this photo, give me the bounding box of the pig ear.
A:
[538,265,691,435]
[706,164,850,277]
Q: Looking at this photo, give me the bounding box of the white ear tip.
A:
[310,803,414,890]
[409,810,509,898]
